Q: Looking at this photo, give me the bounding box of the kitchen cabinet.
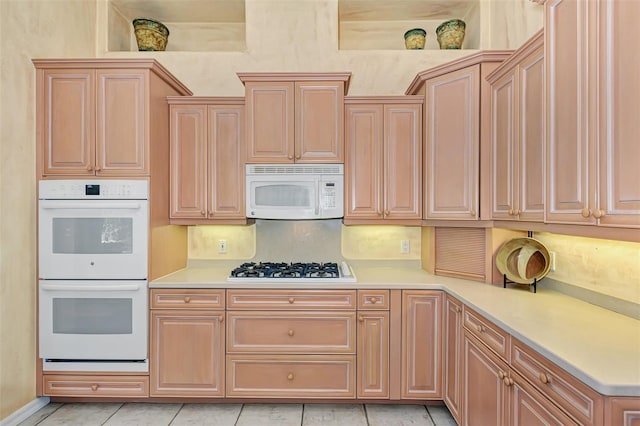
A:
[344,97,423,225]
[546,0,640,228]
[150,289,225,397]
[443,294,463,423]
[488,31,545,222]
[604,397,640,426]
[225,289,356,398]
[34,59,191,177]
[168,97,246,224]
[42,375,149,398]
[406,52,511,221]
[401,290,442,399]
[357,290,390,399]
[238,73,351,164]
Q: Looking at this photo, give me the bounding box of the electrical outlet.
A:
[401,239,410,254]
[550,251,556,272]
[218,239,227,254]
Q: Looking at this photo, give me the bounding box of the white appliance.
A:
[246,164,344,220]
[38,180,149,372]
[38,180,148,280]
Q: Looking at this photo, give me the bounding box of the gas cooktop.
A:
[227,261,356,283]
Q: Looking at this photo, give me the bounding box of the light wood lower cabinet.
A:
[42,374,149,398]
[226,354,355,398]
[357,310,389,399]
[605,397,640,426]
[401,290,442,399]
[444,294,463,423]
[150,289,226,397]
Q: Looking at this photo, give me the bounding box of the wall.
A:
[0,0,96,420]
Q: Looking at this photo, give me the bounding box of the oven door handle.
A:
[39,201,142,210]
[40,283,143,292]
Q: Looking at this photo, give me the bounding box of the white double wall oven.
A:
[38,180,149,372]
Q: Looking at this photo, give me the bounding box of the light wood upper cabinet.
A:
[489,32,545,222]
[546,0,640,228]
[239,73,351,164]
[401,290,442,400]
[34,60,191,177]
[344,97,422,224]
[169,98,245,224]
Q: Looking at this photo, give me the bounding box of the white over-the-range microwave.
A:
[245,164,344,220]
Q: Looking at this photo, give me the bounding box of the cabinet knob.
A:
[508,208,514,216]
[385,210,390,216]
[581,208,592,218]
[288,155,293,160]
[470,210,477,216]
[503,377,514,387]
[184,296,191,303]
[358,315,364,322]
[498,371,506,379]
[295,155,301,160]
[456,306,461,313]
[368,297,378,304]
[219,315,224,323]
[91,384,99,391]
[475,324,484,333]
[288,297,295,304]
[514,209,520,216]
[200,210,206,216]
[377,209,382,217]
[288,329,294,336]
[86,165,94,171]
[95,167,102,172]
[287,373,294,381]
[593,209,605,219]
[538,372,549,384]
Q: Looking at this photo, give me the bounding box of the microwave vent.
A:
[247,164,344,175]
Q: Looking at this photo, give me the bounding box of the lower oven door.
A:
[39,280,147,361]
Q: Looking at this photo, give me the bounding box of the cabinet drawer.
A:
[463,306,510,362]
[42,374,149,398]
[227,311,356,353]
[511,339,603,426]
[150,289,225,310]
[226,289,356,310]
[226,354,355,398]
[357,290,390,310]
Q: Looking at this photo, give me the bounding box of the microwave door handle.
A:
[40,283,142,292]
[315,181,320,216]
[40,201,142,210]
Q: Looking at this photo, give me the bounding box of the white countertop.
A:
[151,265,640,396]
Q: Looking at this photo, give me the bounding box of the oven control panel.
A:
[39,180,149,200]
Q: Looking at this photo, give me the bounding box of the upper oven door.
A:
[246,176,319,219]
[38,199,148,279]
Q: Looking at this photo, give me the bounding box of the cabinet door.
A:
[170,105,207,219]
[384,104,422,219]
[510,371,578,426]
[41,69,95,176]
[208,105,245,219]
[546,0,595,224]
[463,332,509,426]
[597,0,640,227]
[295,81,344,163]
[96,70,147,175]
[245,81,294,163]
[357,311,389,399]
[150,310,225,397]
[444,295,463,424]
[344,104,384,219]
[518,46,545,222]
[425,65,480,220]
[491,69,518,220]
[401,290,442,399]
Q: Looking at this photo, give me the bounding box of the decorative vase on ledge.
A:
[404,28,426,49]
[436,19,466,49]
[133,18,170,51]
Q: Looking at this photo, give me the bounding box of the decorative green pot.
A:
[436,19,466,49]
[133,18,169,51]
[404,28,426,50]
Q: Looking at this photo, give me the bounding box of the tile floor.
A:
[19,402,458,426]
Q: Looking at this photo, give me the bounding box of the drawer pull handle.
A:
[287,373,294,381]
[184,297,191,303]
[539,372,549,384]
[288,297,295,304]
[476,324,484,333]
[288,329,294,336]
[498,371,505,379]
[368,297,378,304]
[358,315,364,322]
[91,384,99,391]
